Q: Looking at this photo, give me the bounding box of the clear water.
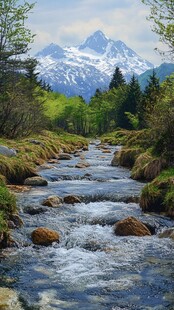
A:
[0,142,174,310]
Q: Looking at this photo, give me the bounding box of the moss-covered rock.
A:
[140,169,174,217]
[111,147,143,168]
[131,153,167,181]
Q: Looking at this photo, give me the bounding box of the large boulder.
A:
[24,176,48,186]
[64,195,81,204]
[0,145,17,157]
[114,216,151,237]
[42,195,63,208]
[31,227,60,245]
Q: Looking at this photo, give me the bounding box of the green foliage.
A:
[146,74,174,159]
[125,112,139,130]
[140,168,174,216]
[109,67,126,90]
[0,211,7,232]
[0,184,16,215]
[142,0,174,59]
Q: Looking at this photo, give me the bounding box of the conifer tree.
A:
[109,67,126,90]
[139,70,160,128]
[117,75,142,129]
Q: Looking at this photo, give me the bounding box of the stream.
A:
[0,141,174,310]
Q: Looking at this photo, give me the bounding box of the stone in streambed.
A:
[158,228,174,240]
[25,206,47,215]
[31,227,60,245]
[24,176,48,186]
[75,161,90,168]
[0,287,23,310]
[58,153,72,160]
[64,195,81,204]
[42,195,63,208]
[114,216,151,237]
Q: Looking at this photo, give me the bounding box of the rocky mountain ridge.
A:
[36,30,154,101]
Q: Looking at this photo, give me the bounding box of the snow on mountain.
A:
[36,30,153,101]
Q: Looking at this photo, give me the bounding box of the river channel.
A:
[0,141,174,309]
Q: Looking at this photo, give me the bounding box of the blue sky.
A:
[25,0,166,66]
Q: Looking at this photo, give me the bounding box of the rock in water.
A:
[0,287,23,310]
[31,227,60,245]
[42,195,63,207]
[58,153,72,160]
[158,228,174,240]
[24,176,48,186]
[114,216,151,236]
[64,195,81,204]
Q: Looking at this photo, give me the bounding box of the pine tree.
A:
[139,70,160,128]
[109,67,126,90]
[117,75,142,129]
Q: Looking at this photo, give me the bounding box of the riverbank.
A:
[101,129,174,218]
[0,130,88,248]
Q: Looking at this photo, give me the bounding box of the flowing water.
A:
[0,141,174,310]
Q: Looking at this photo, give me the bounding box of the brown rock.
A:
[83,145,88,151]
[114,216,151,237]
[47,159,59,164]
[0,287,23,310]
[75,161,90,168]
[64,195,81,204]
[42,195,63,208]
[102,149,111,153]
[58,153,72,160]
[24,176,48,186]
[31,227,60,245]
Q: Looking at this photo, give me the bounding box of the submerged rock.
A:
[64,195,81,204]
[0,287,23,310]
[158,228,174,240]
[25,206,47,215]
[31,227,60,245]
[42,195,63,207]
[24,176,48,186]
[114,216,151,237]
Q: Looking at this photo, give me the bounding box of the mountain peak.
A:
[35,43,65,59]
[78,30,109,54]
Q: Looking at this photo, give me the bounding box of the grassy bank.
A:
[102,129,174,218]
[0,130,88,247]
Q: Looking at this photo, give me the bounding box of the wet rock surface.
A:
[24,176,48,186]
[31,227,60,245]
[114,216,151,236]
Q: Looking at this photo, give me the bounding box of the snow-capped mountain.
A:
[36,30,153,101]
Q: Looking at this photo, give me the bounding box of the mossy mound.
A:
[140,168,174,218]
[111,147,143,168]
[131,152,167,181]
[101,129,133,145]
[0,130,88,184]
[0,183,17,248]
